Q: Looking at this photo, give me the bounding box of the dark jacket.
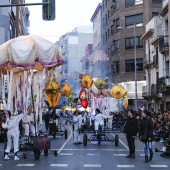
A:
[124,116,139,136]
[139,116,154,141]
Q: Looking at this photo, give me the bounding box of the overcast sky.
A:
[25,0,101,43]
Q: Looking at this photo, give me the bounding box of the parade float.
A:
[0,35,63,126]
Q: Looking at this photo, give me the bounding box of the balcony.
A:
[142,85,150,98]
[143,60,151,69]
[151,84,158,97]
[151,54,158,68]
[157,77,167,93]
[159,35,169,54]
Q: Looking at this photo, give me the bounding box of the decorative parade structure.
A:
[0,35,63,125]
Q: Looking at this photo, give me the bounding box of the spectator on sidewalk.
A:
[124,110,138,159]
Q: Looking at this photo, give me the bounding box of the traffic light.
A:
[42,0,55,21]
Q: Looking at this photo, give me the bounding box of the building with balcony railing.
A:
[141,0,169,111]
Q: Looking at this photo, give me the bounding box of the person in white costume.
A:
[2,110,24,160]
[22,106,35,136]
[107,111,113,129]
[94,108,107,131]
[73,110,82,144]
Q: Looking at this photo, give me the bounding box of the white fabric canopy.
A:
[0,35,63,70]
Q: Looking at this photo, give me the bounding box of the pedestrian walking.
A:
[139,110,154,163]
[124,110,138,159]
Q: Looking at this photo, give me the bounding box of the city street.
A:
[0,123,170,170]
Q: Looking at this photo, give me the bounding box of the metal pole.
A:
[134,23,138,111]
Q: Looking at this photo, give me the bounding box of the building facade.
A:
[55,25,93,105]
[101,0,162,110]
[141,0,169,112]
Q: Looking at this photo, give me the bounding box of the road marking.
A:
[84,164,101,167]
[140,154,145,156]
[17,164,35,166]
[0,164,2,166]
[59,153,73,155]
[110,133,129,150]
[57,126,72,154]
[117,165,135,168]
[51,164,68,167]
[150,165,168,168]
[87,153,100,155]
[114,154,127,156]
[51,148,128,151]
[9,153,21,156]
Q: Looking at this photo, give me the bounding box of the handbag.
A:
[140,135,147,142]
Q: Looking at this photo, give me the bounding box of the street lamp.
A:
[117,23,138,111]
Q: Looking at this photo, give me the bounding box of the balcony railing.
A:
[151,84,158,96]
[142,85,149,97]
[159,35,169,54]
[157,77,167,93]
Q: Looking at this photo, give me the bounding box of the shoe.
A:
[131,154,135,159]
[155,147,159,152]
[126,155,132,158]
[14,156,20,161]
[78,142,83,144]
[149,153,153,161]
[4,155,10,160]
[73,142,78,145]
[143,156,148,163]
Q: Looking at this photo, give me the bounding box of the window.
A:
[125,59,143,72]
[111,5,115,15]
[125,36,143,50]
[152,0,162,3]
[125,14,143,28]
[111,40,119,53]
[111,64,115,74]
[111,25,115,34]
[116,61,119,73]
[110,18,119,35]
[115,0,120,10]
[116,18,120,28]
[125,0,143,7]
[111,61,119,74]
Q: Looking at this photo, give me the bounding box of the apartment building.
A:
[141,0,169,112]
[102,0,162,109]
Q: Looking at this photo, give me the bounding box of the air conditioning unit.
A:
[165,79,170,86]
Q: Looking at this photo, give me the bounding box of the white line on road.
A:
[51,148,128,151]
[150,165,168,168]
[87,153,100,155]
[84,164,101,167]
[59,153,73,155]
[17,164,35,166]
[114,154,127,156]
[117,165,135,168]
[51,164,68,167]
[57,126,72,154]
[0,164,2,166]
[140,154,145,156]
